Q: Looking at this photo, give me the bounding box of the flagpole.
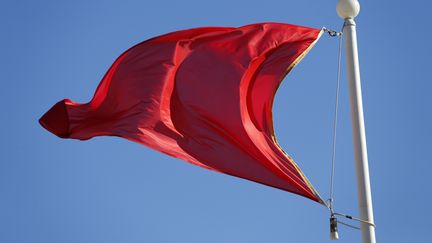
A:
[336,1,376,243]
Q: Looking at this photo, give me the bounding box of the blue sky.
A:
[1,0,430,242]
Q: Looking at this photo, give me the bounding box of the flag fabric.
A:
[40,22,324,203]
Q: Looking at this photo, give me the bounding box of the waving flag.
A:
[40,23,324,203]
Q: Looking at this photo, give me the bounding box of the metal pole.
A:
[336,1,376,243]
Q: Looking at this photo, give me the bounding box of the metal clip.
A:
[323,27,343,37]
[330,215,339,240]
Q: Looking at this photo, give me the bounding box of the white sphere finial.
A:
[336,0,360,19]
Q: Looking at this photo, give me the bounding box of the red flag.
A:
[40,23,323,203]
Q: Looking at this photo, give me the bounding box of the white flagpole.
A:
[336,1,376,243]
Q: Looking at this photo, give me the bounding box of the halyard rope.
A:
[330,28,343,214]
[322,27,343,214]
[323,26,376,230]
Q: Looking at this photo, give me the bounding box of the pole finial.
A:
[336,0,360,19]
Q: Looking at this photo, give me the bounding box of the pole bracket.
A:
[334,212,376,228]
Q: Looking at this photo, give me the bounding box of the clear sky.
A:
[1,0,430,242]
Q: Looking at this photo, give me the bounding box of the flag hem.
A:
[270,29,326,205]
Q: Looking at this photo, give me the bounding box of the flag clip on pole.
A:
[336,1,376,243]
